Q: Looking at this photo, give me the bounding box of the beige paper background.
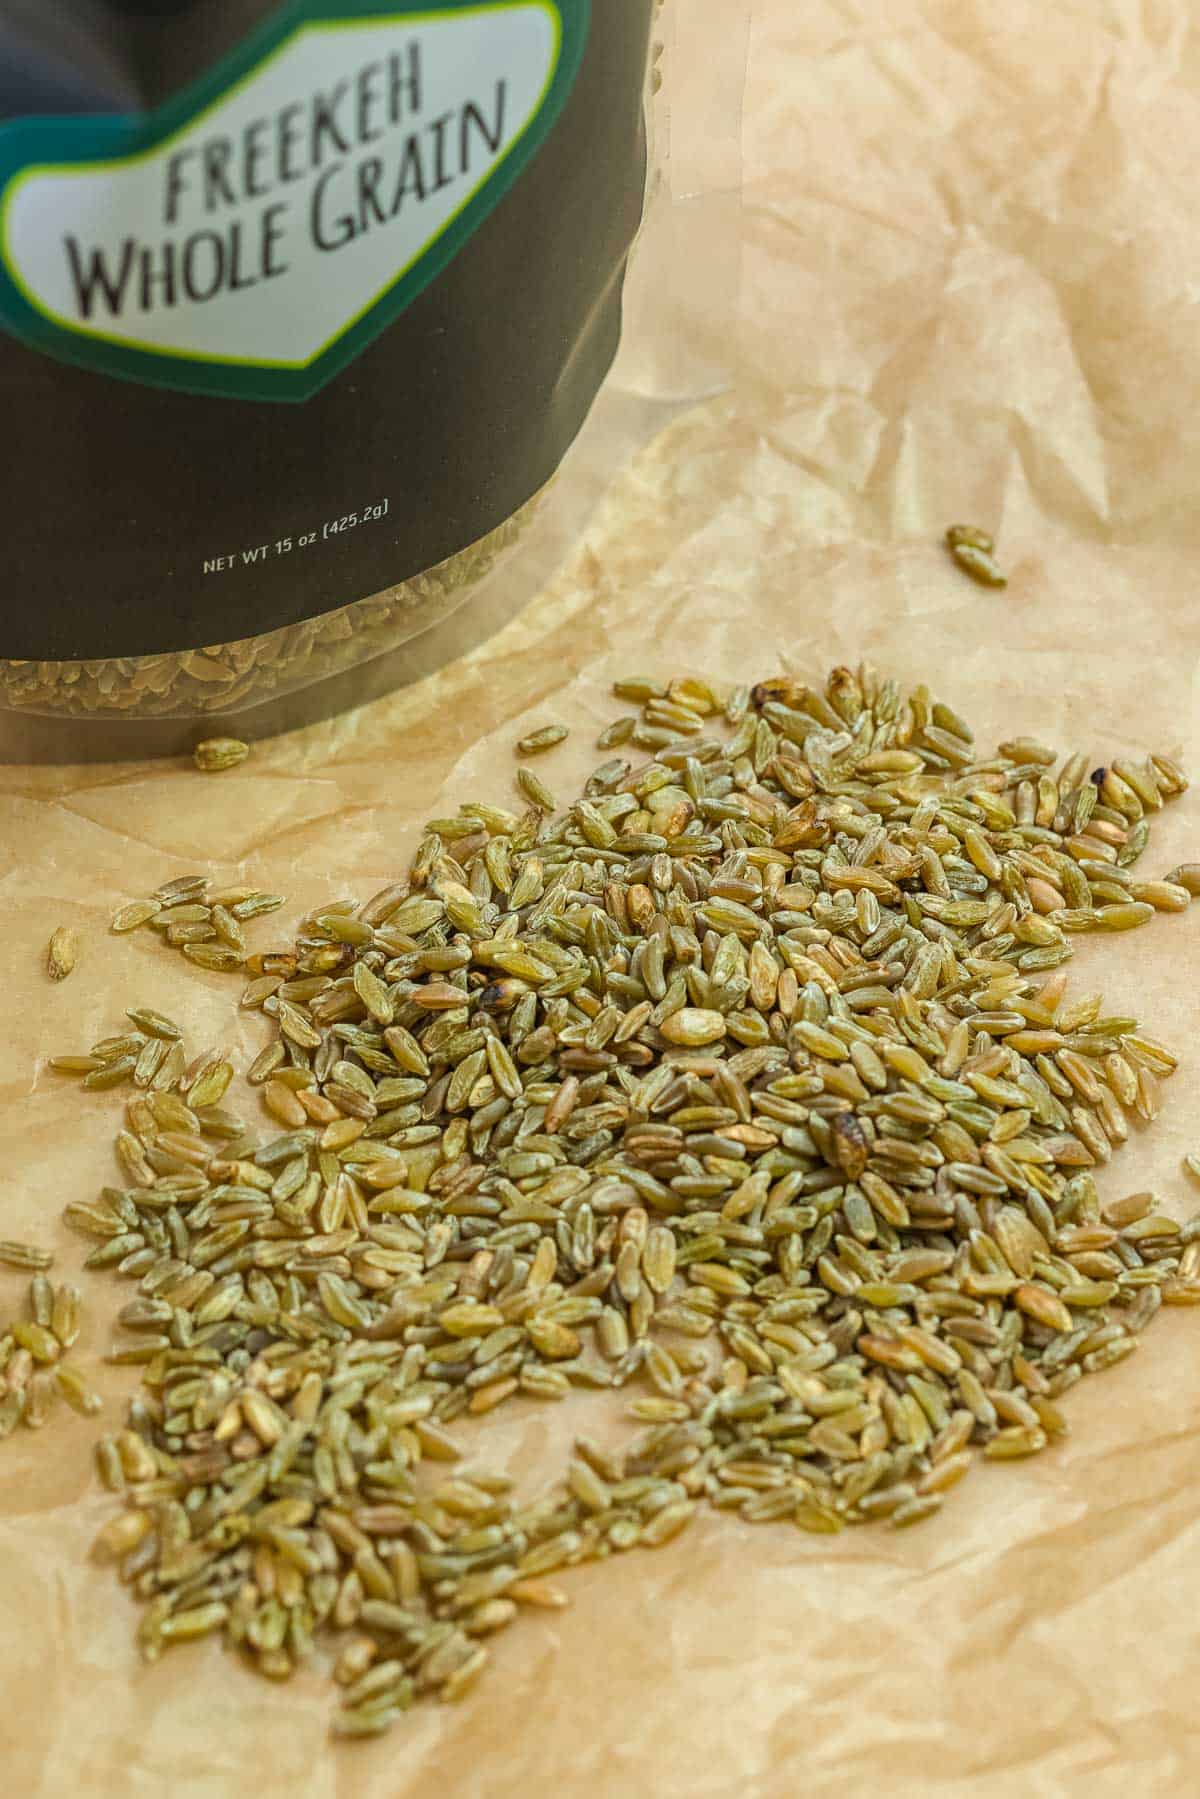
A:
[5,2,1200,1793]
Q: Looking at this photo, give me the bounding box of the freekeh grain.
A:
[192,738,249,773]
[0,1278,93,1437]
[45,661,1198,1738]
[46,927,78,982]
[517,726,569,757]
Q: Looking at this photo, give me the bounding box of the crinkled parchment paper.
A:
[5,3,1200,1794]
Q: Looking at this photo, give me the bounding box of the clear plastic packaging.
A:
[0,0,744,759]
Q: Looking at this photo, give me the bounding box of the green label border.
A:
[0,0,590,402]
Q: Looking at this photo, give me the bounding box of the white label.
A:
[1,6,559,368]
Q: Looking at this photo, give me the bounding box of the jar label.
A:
[0,0,588,401]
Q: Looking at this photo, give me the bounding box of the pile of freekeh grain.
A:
[27,664,1200,1736]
